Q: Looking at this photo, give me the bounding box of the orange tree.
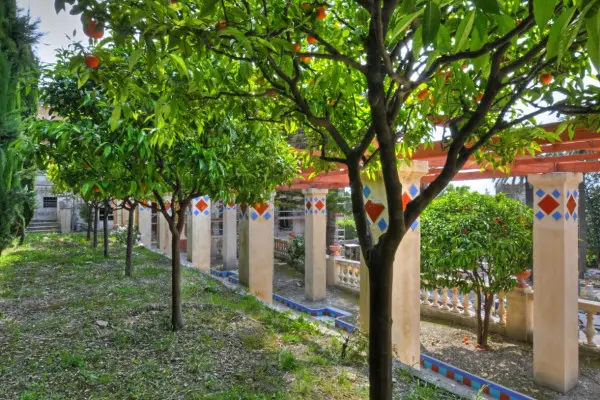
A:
[421,188,533,348]
[54,0,600,396]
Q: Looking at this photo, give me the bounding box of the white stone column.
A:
[187,196,212,271]
[238,197,275,303]
[223,201,237,269]
[158,197,172,256]
[138,201,153,249]
[358,161,428,367]
[529,172,582,393]
[303,188,328,301]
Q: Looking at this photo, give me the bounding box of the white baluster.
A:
[337,263,343,286]
[462,292,472,316]
[354,266,360,288]
[498,293,506,325]
[451,287,460,313]
[441,287,450,310]
[584,311,597,347]
[432,288,440,308]
[423,288,430,306]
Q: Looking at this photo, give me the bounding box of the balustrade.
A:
[579,299,600,349]
[273,238,290,260]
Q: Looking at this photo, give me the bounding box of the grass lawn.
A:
[0,234,458,399]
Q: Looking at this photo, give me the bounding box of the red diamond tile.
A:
[538,195,559,215]
[462,376,471,386]
[402,192,411,211]
[499,393,510,400]
[365,200,385,222]
[306,200,312,210]
[254,202,269,215]
[566,195,577,215]
[446,370,455,380]
[315,199,325,211]
[195,199,208,212]
[227,201,235,208]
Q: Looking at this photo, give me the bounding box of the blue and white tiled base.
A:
[209,269,533,400]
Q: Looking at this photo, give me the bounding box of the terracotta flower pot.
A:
[329,244,342,256]
[515,269,531,288]
[289,232,297,238]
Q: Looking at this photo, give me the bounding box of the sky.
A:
[16,0,495,194]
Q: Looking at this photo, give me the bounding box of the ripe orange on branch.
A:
[417,89,429,100]
[216,19,227,31]
[307,34,317,44]
[85,55,100,69]
[316,6,327,20]
[82,16,104,39]
[539,73,553,85]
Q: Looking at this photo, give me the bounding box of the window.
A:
[43,197,57,208]
[99,206,114,221]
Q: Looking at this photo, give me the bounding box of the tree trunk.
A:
[103,198,109,258]
[86,203,93,241]
[93,204,99,248]
[125,203,137,277]
[171,228,184,331]
[480,293,494,348]
[525,177,534,208]
[368,254,394,400]
[475,290,483,346]
[579,178,588,279]
[325,193,338,254]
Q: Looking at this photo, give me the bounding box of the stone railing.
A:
[579,299,600,351]
[274,238,290,260]
[332,257,361,292]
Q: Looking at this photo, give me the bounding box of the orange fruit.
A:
[540,73,553,85]
[307,34,317,44]
[216,19,227,31]
[417,89,429,100]
[294,43,300,52]
[83,19,104,39]
[316,6,326,20]
[301,56,312,62]
[473,92,483,102]
[85,55,100,69]
[266,89,277,98]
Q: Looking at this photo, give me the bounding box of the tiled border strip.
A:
[420,355,535,400]
[209,269,533,400]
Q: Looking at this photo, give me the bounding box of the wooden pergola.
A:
[280,123,600,190]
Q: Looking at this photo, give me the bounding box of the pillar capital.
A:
[528,172,582,187]
[398,160,429,181]
[302,188,329,196]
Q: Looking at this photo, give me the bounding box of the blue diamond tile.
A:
[552,211,562,221]
[204,195,209,201]
[363,186,371,198]
[574,190,579,198]
[314,197,318,201]
[535,211,545,220]
[410,184,419,197]
[264,211,271,220]
[567,190,571,198]
[193,196,200,202]
[321,209,326,214]
[573,212,578,221]
[305,209,308,214]
[411,220,419,231]
[251,211,258,220]
[552,189,561,198]
[536,189,545,197]
[565,212,570,220]
[203,210,209,215]
[377,218,388,231]
[321,197,326,202]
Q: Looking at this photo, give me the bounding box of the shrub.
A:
[421,189,533,348]
[337,218,357,240]
[286,235,305,272]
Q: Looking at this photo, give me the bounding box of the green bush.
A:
[286,235,305,272]
[337,218,357,240]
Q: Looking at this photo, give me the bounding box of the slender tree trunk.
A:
[368,254,394,400]
[103,198,109,258]
[579,179,588,279]
[93,204,99,248]
[125,203,137,277]
[525,177,534,208]
[171,228,184,331]
[480,293,494,348]
[476,290,483,346]
[86,202,93,241]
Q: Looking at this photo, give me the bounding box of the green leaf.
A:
[472,0,500,14]
[199,0,219,17]
[454,11,475,52]
[129,48,143,71]
[585,9,600,70]
[422,1,441,46]
[169,53,189,78]
[546,8,576,61]
[110,104,121,131]
[389,10,423,44]
[533,0,557,30]
[77,71,90,88]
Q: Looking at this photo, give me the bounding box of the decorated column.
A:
[222,201,237,269]
[137,201,153,249]
[238,197,275,303]
[528,172,582,393]
[187,195,212,271]
[303,188,328,301]
[359,161,428,367]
